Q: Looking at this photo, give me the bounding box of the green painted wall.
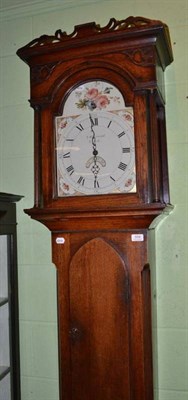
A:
[0,1,187,399]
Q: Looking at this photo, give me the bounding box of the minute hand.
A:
[89,115,98,156]
[89,115,100,185]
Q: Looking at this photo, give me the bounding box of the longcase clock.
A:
[17,16,173,400]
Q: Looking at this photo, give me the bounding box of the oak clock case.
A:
[55,80,136,197]
[17,16,173,400]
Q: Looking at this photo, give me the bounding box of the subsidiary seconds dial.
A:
[56,110,136,196]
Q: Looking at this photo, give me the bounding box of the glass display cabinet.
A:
[0,193,22,400]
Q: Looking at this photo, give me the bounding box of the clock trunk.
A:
[52,231,152,400]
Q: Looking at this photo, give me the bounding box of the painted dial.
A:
[56,110,135,196]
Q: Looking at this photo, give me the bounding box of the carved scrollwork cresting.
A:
[18,16,164,50]
[97,16,156,31]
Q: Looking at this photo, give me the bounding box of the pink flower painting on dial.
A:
[76,85,115,111]
[125,178,133,187]
[124,113,132,121]
[86,88,99,100]
[96,95,110,109]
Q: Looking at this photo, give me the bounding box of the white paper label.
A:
[56,237,65,244]
[131,234,144,242]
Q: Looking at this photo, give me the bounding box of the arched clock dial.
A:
[55,80,136,197]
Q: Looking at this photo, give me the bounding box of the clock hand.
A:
[89,114,98,157]
[89,113,94,128]
[85,156,106,168]
[91,151,100,187]
[89,114,100,186]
